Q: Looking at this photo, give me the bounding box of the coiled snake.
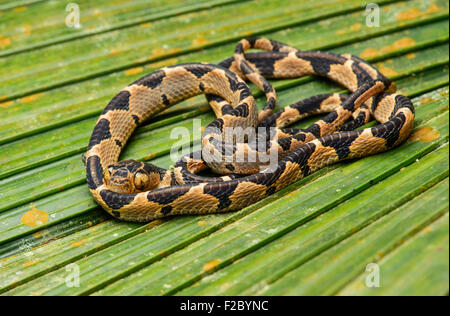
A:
[84,38,414,222]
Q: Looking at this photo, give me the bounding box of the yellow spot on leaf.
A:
[192,37,209,46]
[360,38,416,59]
[423,227,432,233]
[376,252,385,259]
[140,22,152,28]
[23,260,41,268]
[220,283,231,291]
[360,48,379,59]
[350,23,362,31]
[20,93,43,103]
[109,48,121,56]
[406,53,416,59]
[396,3,441,20]
[202,259,221,272]
[22,24,32,35]
[397,8,422,20]
[0,36,11,48]
[420,97,434,105]
[409,126,440,142]
[378,66,397,77]
[285,190,298,198]
[427,3,441,13]
[125,67,143,76]
[148,57,178,69]
[1,259,8,268]
[21,206,49,227]
[389,37,416,51]
[152,47,166,56]
[336,22,362,35]
[144,152,157,160]
[72,238,89,247]
[197,220,208,226]
[0,101,14,108]
[13,6,27,12]
[151,47,181,58]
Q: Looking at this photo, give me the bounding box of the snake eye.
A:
[134,172,149,191]
[103,167,113,183]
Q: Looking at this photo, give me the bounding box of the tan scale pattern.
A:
[273,52,314,77]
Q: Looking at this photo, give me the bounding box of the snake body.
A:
[85,38,414,222]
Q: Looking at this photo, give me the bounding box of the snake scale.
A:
[84,38,414,222]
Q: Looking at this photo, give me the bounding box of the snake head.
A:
[103,160,163,194]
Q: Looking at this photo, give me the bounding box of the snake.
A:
[84,38,415,222]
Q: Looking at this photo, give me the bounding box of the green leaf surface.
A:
[255,176,449,296]
[1,0,447,101]
[0,0,448,296]
[0,0,245,57]
[338,211,449,296]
